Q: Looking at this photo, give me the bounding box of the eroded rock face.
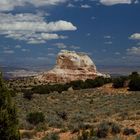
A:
[36,50,108,83]
[56,50,96,70]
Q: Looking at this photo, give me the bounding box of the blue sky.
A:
[0,0,140,69]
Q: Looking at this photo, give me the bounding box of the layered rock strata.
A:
[36,50,108,83]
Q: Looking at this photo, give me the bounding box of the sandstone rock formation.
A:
[36,50,109,83]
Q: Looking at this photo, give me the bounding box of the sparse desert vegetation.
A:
[1,72,140,140]
[15,87,140,139]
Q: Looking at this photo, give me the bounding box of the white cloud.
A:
[15,45,22,49]
[134,0,139,4]
[3,50,15,54]
[67,3,75,7]
[100,0,132,6]
[115,52,121,55]
[104,41,113,44]
[70,45,80,49]
[27,39,46,44]
[0,13,77,44]
[0,0,24,11]
[54,43,67,49]
[37,57,48,60]
[0,0,67,11]
[21,48,30,52]
[104,35,111,39]
[127,46,140,56]
[86,33,91,36]
[53,42,80,49]
[0,14,77,32]
[48,53,55,56]
[81,4,91,8]
[91,16,96,20]
[129,33,140,40]
[41,33,67,40]
[28,0,67,7]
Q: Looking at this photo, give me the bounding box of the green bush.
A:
[85,77,112,89]
[68,77,110,90]
[96,121,121,138]
[123,128,137,135]
[32,85,51,94]
[9,89,17,97]
[56,111,68,120]
[91,77,105,88]
[32,83,70,94]
[129,71,139,79]
[85,79,96,88]
[113,77,126,88]
[46,115,63,128]
[21,131,35,139]
[96,121,110,138]
[42,132,60,140]
[32,76,112,94]
[69,80,85,90]
[69,122,86,134]
[77,122,121,140]
[77,128,97,140]
[70,124,80,134]
[111,123,121,135]
[51,84,69,93]
[128,71,140,91]
[23,89,33,100]
[26,112,45,125]
[35,123,48,132]
[78,130,89,140]
[129,76,140,91]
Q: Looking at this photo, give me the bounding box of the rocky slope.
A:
[36,50,109,83]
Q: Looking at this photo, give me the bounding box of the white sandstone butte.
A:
[36,50,109,83]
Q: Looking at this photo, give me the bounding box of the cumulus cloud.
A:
[127,46,140,56]
[100,0,133,6]
[0,13,77,44]
[0,0,24,11]
[0,13,76,32]
[129,33,140,40]
[0,0,137,12]
[27,0,67,7]
[0,0,67,11]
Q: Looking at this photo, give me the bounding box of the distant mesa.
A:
[36,50,109,83]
